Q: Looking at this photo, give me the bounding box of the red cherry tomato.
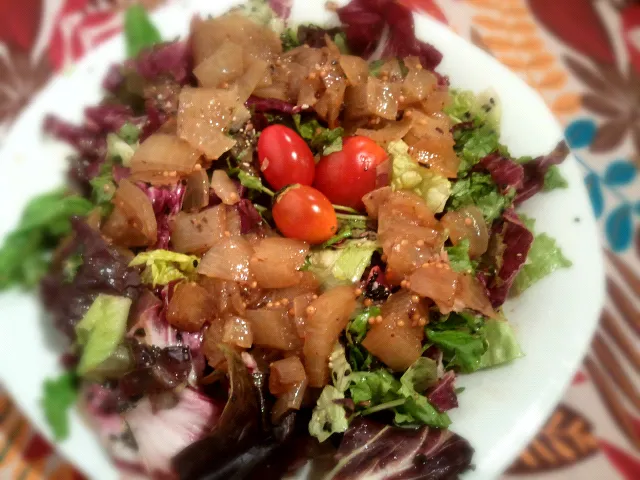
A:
[257,125,315,191]
[272,185,338,244]
[313,136,388,210]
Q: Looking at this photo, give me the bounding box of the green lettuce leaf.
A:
[349,370,400,405]
[280,28,300,51]
[388,140,451,213]
[107,133,136,167]
[124,5,161,58]
[129,249,199,287]
[241,0,285,32]
[543,165,569,191]
[445,89,501,129]
[293,114,344,156]
[75,294,132,376]
[512,217,572,294]
[306,239,379,287]
[445,239,477,274]
[478,318,523,369]
[448,172,513,223]
[42,372,78,441]
[399,357,438,393]
[0,190,93,290]
[426,328,486,373]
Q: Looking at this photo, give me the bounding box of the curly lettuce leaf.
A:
[309,385,350,442]
[445,239,477,274]
[447,172,514,223]
[426,329,486,373]
[512,216,572,294]
[306,239,379,287]
[543,165,568,191]
[293,114,344,156]
[478,318,523,369]
[75,294,132,376]
[0,190,93,290]
[129,249,199,287]
[389,140,451,213]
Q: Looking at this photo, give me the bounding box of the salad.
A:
[0,0,574,478]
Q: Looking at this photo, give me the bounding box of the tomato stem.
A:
[335,212,368,221]
[332,204,360,214]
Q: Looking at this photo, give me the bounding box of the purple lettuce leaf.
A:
[268,0,292,19]
[246,96,304,114]
[236,199,264,234]
[328,418,473,479]
[40,219,140,340]
[133,41,192,85]
[515,141,569,205]
[137,182,185,250]
[483,209,534,307]
[427,371,458,413]
[478,153,524,192]
[336,0,442,70]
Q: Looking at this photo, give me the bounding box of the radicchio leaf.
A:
[427,371,458,413]
[326,418,473,479]
[137,182,185,250]
[483,209,534,307]
[245,96,304,114]
[515,141,570,204]
[336,0,442,70]
[478,153,524,192]
[40,219,140,340]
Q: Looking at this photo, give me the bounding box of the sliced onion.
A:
[167,282,215,332]
[250,237,309,288]
[225,206,242,237]
[201,319,225,367]
[355,116,413,147]
[339,55,368,86]
[237,57,269,102]
[112,179,157,246]
[421,86,451,115]
[183,169,210,213]
[441,205,489,258]
[211,170,240,205]
[171,205,227,254]
[409,264,459,314]
[101,206,149,247]
[199,277,247,317]
[222,315,253,348]
[245,308,300,350]
[362,186,392,219]
[377,190,439,234]
[303,286,357,387]
[402,67,437,104]
[198,236,254,282]
[177,87,239,160]
[269,356,306,395]
[361,291,425,371]
[193,40,244,87]
[130,134,201,182]
[271,379,307,424]
[456,274,496,318]
[366,77,401,121]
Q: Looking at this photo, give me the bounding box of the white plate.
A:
[0,0,605,478]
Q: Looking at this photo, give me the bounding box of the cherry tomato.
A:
[314,136,388,210]
[257,125,315,190]
[272,185,338,244]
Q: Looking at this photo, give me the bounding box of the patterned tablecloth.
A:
[0,0,639,478]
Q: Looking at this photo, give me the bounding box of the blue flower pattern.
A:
[565,119,638,252]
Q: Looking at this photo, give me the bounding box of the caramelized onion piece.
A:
[362,186,392,219]
[130,134,201,182]
[111,179,157,246]
[456,274,496,318]
[183,169,210,213]
[269,356,307,395]
[271,379,307,424]
[304,286,357,387]
[441,206,489,258]
[193,40,244,88]
[250,237,309,289]
[177,87,239,159]
[201,319,225,367]
[245,308,300,350]
[171,205,227,254]
[167,282,214,332]
[355,116,414,147]
[211,170,240,205]
[339,55,369,86]
[361,291,425,371]
[102,206,149,247]
[409,263,459,314]
[222,314,253,348]
[198,237,254,282]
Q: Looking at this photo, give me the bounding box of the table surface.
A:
[0,0,638,479]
